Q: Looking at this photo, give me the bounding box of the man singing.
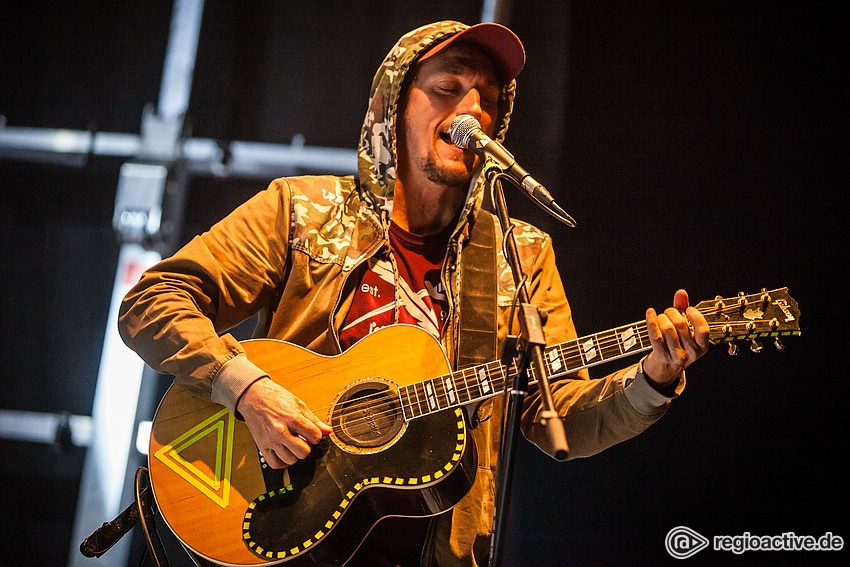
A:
[119,20,708,566]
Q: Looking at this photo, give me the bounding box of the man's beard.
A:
[420,154,474,189]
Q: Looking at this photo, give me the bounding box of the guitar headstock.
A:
[695,287,801,354]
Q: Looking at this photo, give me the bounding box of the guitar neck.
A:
[398,320,652,420]
[397,286,801,420]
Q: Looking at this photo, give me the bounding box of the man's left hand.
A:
[643,289,710,389]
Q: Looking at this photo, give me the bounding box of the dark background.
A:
[1,1,845,565]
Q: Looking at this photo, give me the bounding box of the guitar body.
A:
[148,325,477,566]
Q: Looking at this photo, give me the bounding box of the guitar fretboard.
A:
[398,321,650,420]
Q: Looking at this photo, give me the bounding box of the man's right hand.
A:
[236,378,333,469]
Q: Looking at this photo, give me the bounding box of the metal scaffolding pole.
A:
[67,2,205,564]
[0,1,354,562]
[0,1,355,565]
[481,0,514,23]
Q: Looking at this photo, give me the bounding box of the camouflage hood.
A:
[356,20,517,230]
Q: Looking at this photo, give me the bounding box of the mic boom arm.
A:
[450,114,576,227]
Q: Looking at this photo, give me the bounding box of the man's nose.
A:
[456,88,483,119]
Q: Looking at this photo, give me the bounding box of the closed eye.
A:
[435,84,461,96]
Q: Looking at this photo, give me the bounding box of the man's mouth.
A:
[439,131,462,149]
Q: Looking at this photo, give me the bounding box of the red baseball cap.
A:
[417,22,526,83]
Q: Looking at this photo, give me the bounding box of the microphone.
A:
[450,114,576,227]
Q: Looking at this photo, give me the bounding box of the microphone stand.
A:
[487,167,571,567]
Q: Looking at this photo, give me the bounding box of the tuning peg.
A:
[728,343,739,356]
[774,337,786,350]
[750,338,763,353]
[760,288,772,309]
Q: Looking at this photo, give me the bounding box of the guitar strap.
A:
[456,210,499,370]
[416,210,499,566]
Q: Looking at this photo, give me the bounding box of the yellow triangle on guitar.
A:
[154,408,235,509]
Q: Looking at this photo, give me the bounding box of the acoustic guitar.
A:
[148,288,800,566]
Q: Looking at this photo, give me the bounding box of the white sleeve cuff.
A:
[622,358,686,415]
[210,353,269,414]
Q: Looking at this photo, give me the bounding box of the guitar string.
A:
[325,297,776,421]
[321,324,650,421]
[322,320,774,430]
[294,297,788,429]
[310,314,785,431]
[314,307,784,428]
[329,322,681,427]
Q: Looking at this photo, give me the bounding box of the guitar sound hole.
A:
[331,380,404,450]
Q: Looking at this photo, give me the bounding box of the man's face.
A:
[397,43,501,191]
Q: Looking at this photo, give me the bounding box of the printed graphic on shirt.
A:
[339,255,447,351]
[339,223,450,351]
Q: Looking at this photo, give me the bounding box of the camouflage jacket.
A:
[118,21,682,567]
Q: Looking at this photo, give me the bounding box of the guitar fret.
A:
[560,341,583,372]
[463,367,484,400]
[546,346,563,374]
[431,374,448,410]
[454,368,473,404]
[413,382,427,416]
[404,384,418,418]
[528,361,539,385]
[424,379,439,412]
[477,366,492,396]
[489,363,507,394]
[639,326,649,349]
[617,323,644,354]
[443,374,457,405]
[596,329,622,360]
[401,385,414,419]
[577,335,596,366]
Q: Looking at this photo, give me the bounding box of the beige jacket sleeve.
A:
[117,179,293,412]
[517,235,684,459]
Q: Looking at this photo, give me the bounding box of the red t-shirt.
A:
[339,221,452,351]
[339,221,453,564]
